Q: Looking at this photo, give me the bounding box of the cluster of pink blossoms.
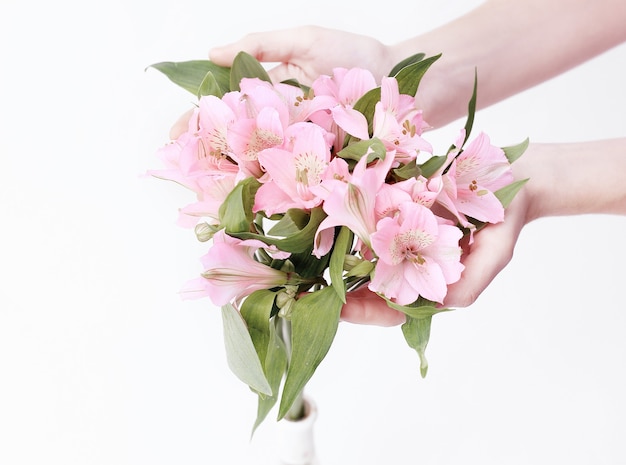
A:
[151,67,514,308]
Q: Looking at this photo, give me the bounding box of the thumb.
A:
[443,221,519,308]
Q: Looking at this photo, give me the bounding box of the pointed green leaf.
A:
[329,226,353,303]
[401,315,433,378]
[337,138,386,163]
[495,178,529,208]
[502,138,529,164]
[197,71,223,98]
[460,69,478,147]
[148,60,231,95]
[219,177,261,234]
[240,290,278,372]
[388,53,426,77]
[393,159,421,180]
[231,207,327,254]
[280,78,309,92]
[267,209,311,237]
[419,154,448,179]
[252,317,287,435]
[230,51,272,90]
[395,54,441,97]
[278,287,343,419]
[221,304,272,396]
[289,246,330,280]
[351,87,382,138]
[380,294,452,319]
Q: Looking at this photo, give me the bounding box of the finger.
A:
[209,28,307,66]
[443,220,519,308]
[169,108,194,140]
[341,287,406,327]
[266,62,311,85]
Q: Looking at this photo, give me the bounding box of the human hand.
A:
[341,156,534,326]
[169,27,393,140]
[209,25,395,85]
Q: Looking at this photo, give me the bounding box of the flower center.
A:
[295,151,326,187]
[391,229,434,265]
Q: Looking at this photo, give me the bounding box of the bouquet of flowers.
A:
[149,51,528,430]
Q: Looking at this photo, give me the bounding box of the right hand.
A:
[209,25,395,85]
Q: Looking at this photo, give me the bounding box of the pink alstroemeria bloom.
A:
[180,230,291,306]
[437,132,513,226]
[371,77,432,162]
[149,104,238,193]
[176,173,238,228]
[312,152,395,257]
[273,81,337,124]
[376,175,441,221]
[254,122,334,216]
[227,106,285,179]
[369,202,464,305]
[310,67,378,147]
[330,76,432,163]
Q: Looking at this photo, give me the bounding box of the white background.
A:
[1,1,626,464]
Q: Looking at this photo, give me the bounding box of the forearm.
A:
[517,138,626,221]
[391,0,626,127]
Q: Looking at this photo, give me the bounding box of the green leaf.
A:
[349,54,440,140]
[148,60,231,96]
[278,287,343,419]
[393,159,421,180]
[252,317,287,435]
[336,138,387,163]
[502,138,530,164]
[460,69,478,148]
[219,177,261,234]
[380,294,452,319]
[388,53,426,77]
[231,207,327,254]
[495,178,529,208]
[221,304,272,396]
[197,71,223,98]
[395,54,441,97]
[351,87,382,138]
[267,209,311,237]
[240,290,278,372]
[329,227,353,303]
[419,154,448,179]
[230,51,272,90]
[401,315,433,378]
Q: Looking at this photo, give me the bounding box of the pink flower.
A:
[180,230,290,306]
[310,67,378,148]
[369,202,464,305]
[149,104,238,193]
[254,122,334,216]
[226,105,285,179]
[436,132,514,227]
[311,152,395,257]
[329,76,432,163]
[176,173,238,228]
[371,77,432,162]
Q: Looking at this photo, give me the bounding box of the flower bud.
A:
[346,259,375,278]
[194,222,218,242]
[278,298,296,319]
[343,254,361,271]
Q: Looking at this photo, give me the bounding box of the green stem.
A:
[281,317,306,421]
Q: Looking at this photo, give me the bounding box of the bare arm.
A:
[342,136,626,323]
[210,0,626,128]
[394,0,626,126]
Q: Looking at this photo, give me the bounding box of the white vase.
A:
[276,397,319,465]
